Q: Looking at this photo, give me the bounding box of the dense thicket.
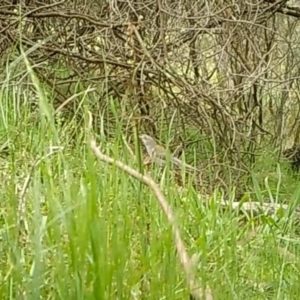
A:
[2,0,300,187]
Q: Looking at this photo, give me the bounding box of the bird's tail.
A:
[171,156,197,171]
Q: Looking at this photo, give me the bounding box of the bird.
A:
[139,133,198,171]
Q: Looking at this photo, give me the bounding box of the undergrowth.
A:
[0,71,300,300]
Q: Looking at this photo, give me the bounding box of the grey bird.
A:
[139,134,198,171]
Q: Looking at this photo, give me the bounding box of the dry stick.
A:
[54,87,96,114]
[87,116,213,300]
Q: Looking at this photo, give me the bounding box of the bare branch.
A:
[87,111,213,300]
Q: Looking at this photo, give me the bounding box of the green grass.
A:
[1,63,300,300]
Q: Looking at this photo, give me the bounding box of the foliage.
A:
[1,1,300,298]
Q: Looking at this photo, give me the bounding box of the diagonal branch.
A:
[87,111,213,300]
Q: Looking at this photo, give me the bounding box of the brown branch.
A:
[87,111,213,300]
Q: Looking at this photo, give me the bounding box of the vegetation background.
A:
[1,0,300,299]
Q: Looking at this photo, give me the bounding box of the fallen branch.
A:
[228,200,298,218]
[191,190,300,220]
